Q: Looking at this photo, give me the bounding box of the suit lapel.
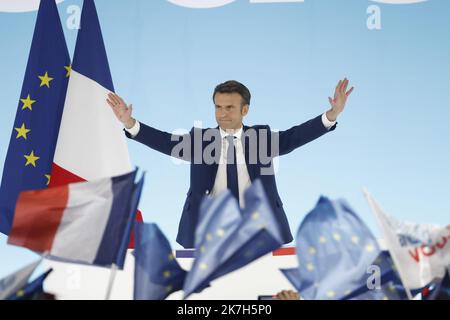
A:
[205,125,257,188]
[207,127,220,190]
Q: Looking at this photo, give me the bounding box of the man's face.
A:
[214,92,249,130]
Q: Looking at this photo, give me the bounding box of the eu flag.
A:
[183,179,284,298]
[340,251,405,300]
[296,196,381,300]
[0,0,70,234]
[0,259,42,300]
[281,253,406,300]
[134,223,187,300]
[341,251,431,300]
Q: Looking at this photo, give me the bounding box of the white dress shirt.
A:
[125,113,336,207]
[212,126,252,207]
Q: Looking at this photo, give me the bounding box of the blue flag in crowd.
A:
[340,251,406,300]
[296,196,381,300]
[341,251,449,300]
[183,179,284,298]
[114,172,145,268]
[281,251,404,300]
[7,269,53,300]
[279,252,405,300]
[134,223,187,300]
[0,0,70,235]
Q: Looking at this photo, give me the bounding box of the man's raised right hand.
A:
[107,92,136,129]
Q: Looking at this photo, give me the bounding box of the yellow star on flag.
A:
[251,212,260,220]
[351,235,360,244]
[38,71,54,88]
[20,95,36,111]
[332,233,341,241]
[15,123,30,140]
[15,290,25,297]
[64,64,72,77]
[45,174,51,186]
[24,151,40,167]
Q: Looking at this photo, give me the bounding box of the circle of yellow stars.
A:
[300,231,379,299]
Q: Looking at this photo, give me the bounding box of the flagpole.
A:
[105,263,118,300]
[362,188,414,300]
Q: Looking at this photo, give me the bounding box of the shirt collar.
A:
[219,126,243,140]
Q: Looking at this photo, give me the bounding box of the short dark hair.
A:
[213,80,251,107]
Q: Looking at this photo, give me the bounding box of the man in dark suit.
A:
[107,79,353,248]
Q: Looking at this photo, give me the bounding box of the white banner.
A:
[364,190,450,290]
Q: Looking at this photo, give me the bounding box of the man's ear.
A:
[241,104,249,116]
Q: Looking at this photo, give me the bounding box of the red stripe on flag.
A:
[127,209,143,248]
[49,162,84,187]
[49,162,143,249]
[272,247,296,256]
[8,185,69,253]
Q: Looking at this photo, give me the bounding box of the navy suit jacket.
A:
[125,114,336,248]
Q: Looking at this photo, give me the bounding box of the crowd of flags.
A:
[0,0,449,300]
[285,195,450,300]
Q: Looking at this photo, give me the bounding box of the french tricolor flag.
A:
[49,0,142,247]
[8,171,144,268]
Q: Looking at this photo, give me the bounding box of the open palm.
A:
[328,78,354,115]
